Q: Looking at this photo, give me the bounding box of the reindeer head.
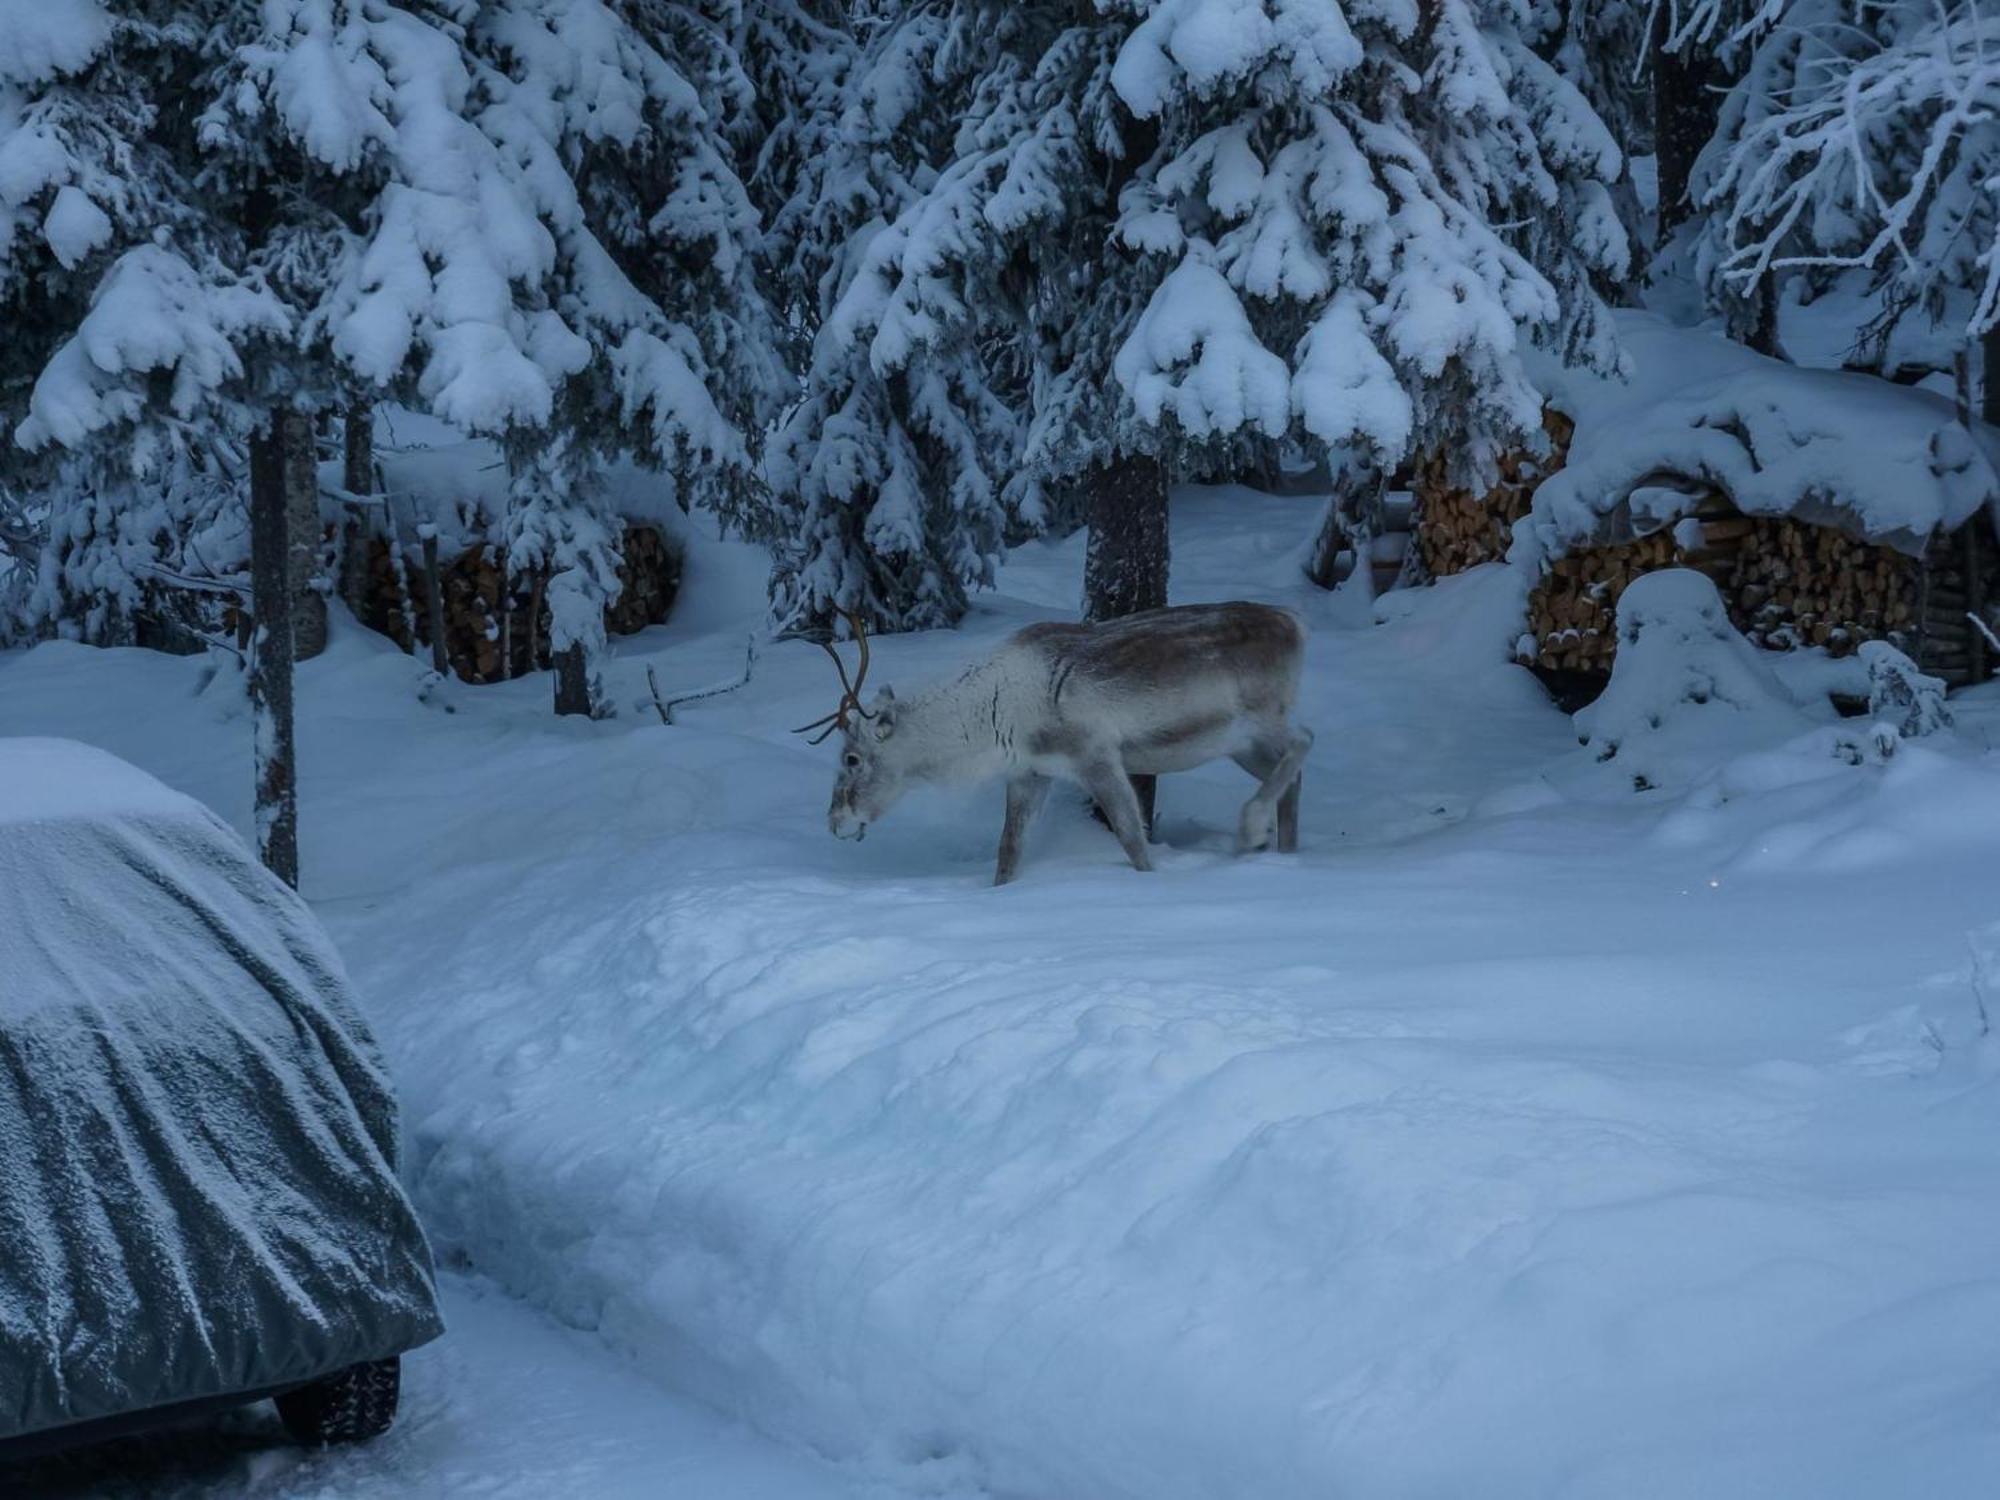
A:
[795,614,904,841]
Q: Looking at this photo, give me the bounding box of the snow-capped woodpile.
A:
[1415,314,2000,689]
[1516,499,1932,678]
[354,525,682,686]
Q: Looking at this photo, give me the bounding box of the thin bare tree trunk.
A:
[1967,343,1996,683]
[1652,16,1719,244]
[339,403,373,622]
[1983,323,2000,429]
[528,571,547,671]
[250,412,300,889]
[554,642,592,717]
[1083,452,1169,830]
[1745,276,1785,359]
[283,409,327,660]
[420,527,449,677]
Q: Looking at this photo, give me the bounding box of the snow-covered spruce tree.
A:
[196,0,771,715]
[1040,1,1632,600]
[469,0,780,709]
[843,0,1630,619]
[1701,0,2000,377]
[762,3,1020,634]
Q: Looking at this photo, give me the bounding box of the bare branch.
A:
[649,635,760,725]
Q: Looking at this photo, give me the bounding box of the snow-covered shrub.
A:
[1860,639,1952,740]
[1576,568,1810,785]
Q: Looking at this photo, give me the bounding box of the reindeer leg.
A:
[1231,744,1279,852]
[1234,727,1313,855]
[1079,757,1154,873]
[995,773,1051,886]
[1277,767,1302,853]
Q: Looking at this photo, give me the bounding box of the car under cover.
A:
[0,739,442,1451]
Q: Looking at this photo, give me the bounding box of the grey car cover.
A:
[0,739,442,1446]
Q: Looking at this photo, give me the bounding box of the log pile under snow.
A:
[1413,410,1568,580]
[356,524,682,685]
[1413,313,2000,688]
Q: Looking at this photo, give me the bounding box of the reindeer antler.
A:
[792,610,876,744]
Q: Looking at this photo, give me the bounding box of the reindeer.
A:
[797,603,1313,885]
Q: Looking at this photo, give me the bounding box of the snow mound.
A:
[1575,569,1817,785]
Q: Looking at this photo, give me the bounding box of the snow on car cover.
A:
[0,739,441,1445]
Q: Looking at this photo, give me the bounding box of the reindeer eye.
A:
[843,751,862,769]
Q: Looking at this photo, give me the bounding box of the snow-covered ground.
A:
[4,487,2000,1496]
[3,1275,870,1499]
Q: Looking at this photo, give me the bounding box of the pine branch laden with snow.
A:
[1701,0,2000,358]
[0,6,240,642]
[12,232,287,643]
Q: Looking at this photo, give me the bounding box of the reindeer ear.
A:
[873,686,895,705]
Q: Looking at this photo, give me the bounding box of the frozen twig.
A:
[140,563,250,598]
[647,635,760,725]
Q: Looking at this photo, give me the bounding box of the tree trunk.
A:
[554,642,593,717]
[420,528,449,677]
[1652,18,1720,243]
[283,408,327,659]
[250,413,300,890]
[1083,452,1169,831]
[1305,502,1346,590]
[1305,457,1385,591]
[1971,335,2000,684]
[1744,275,1786,359]
[1983,322,2000,429]
[1083,452,1169,622]
[339,403,373,622]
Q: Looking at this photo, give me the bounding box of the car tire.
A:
[274,1357,401,1445]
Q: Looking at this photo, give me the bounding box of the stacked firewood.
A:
[1520,499,1920,674]
[355,523,682,685]
[1414,409,1574,578]
[1525,528,1689,673]
[1414,411,1949,679]
[606,524,682,637]
[1722,515,1915,653]
[1911,526,1992,687]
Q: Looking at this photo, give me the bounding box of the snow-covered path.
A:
[4,488,2000,1496]
[3,1276,872,1498]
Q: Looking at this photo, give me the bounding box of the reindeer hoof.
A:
[1237,805,1276,854]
